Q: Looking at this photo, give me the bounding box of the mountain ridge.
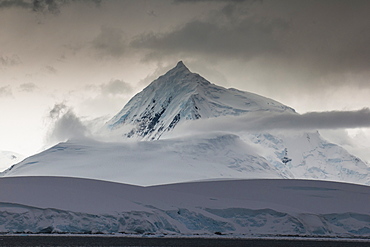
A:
[105,61,295,140]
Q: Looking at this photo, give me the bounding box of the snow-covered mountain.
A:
[1,176,370,237]
[2,132,370,186]
[2,61,370,186]
[105,61,295,140]
[0,135,283,185]
[0,150,24,172]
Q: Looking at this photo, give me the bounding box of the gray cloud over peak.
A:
[132,18,287,61]
[132,0,370,79]
[255,109,370,131]
[91,26,126,58]
[100,79,133,96]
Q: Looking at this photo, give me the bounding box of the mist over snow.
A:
[44,103,91,148]
[168,108,370,137]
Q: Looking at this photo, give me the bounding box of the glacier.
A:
[1,176,370,237]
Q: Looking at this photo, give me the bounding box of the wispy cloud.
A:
[0,55,21,67]
[45,103,89,146]
[100,79,133,96]
[19,83,38,92]
[0,86,13,98]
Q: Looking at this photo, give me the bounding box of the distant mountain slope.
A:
[105,61,295,140]
[1,176,370,237]
[1,135,283,186]
[0,150,24,172]
[2,132,369,186]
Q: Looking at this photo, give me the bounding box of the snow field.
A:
[0,176,370,237]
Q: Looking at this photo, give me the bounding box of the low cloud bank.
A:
[171,108,370,136]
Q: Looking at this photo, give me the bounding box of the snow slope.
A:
[2,131,370,186]
[1,176,370,237]
[0,151,24,172]
[1,135,283,186]
[242,131,370,184]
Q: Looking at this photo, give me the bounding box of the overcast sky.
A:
[0,0,369,159]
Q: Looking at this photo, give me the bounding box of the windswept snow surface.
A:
[1,176,370,237]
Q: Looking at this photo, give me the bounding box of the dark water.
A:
[0,236,369,247]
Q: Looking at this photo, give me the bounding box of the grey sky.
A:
[0,0,369,156]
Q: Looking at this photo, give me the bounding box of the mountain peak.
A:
[105,62,296,140]
[176,60,185,68]
[167,60,191,75]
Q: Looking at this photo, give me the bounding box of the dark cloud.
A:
[33,0,102,14]
[100,79,132,96]
[254,109,370,131]
[174,108,370,135]
[0,0,101,14]
[0,0,31,9]
[19,83,38,92]
[133,0,370,79]
[92,26,126,58]
[0,55,21,67]
[275,0,370,75]
[0,86,12,98]
[132,18,287,61]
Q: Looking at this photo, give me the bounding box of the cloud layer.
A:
[172,109,370,136]
[0,0,101,14]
